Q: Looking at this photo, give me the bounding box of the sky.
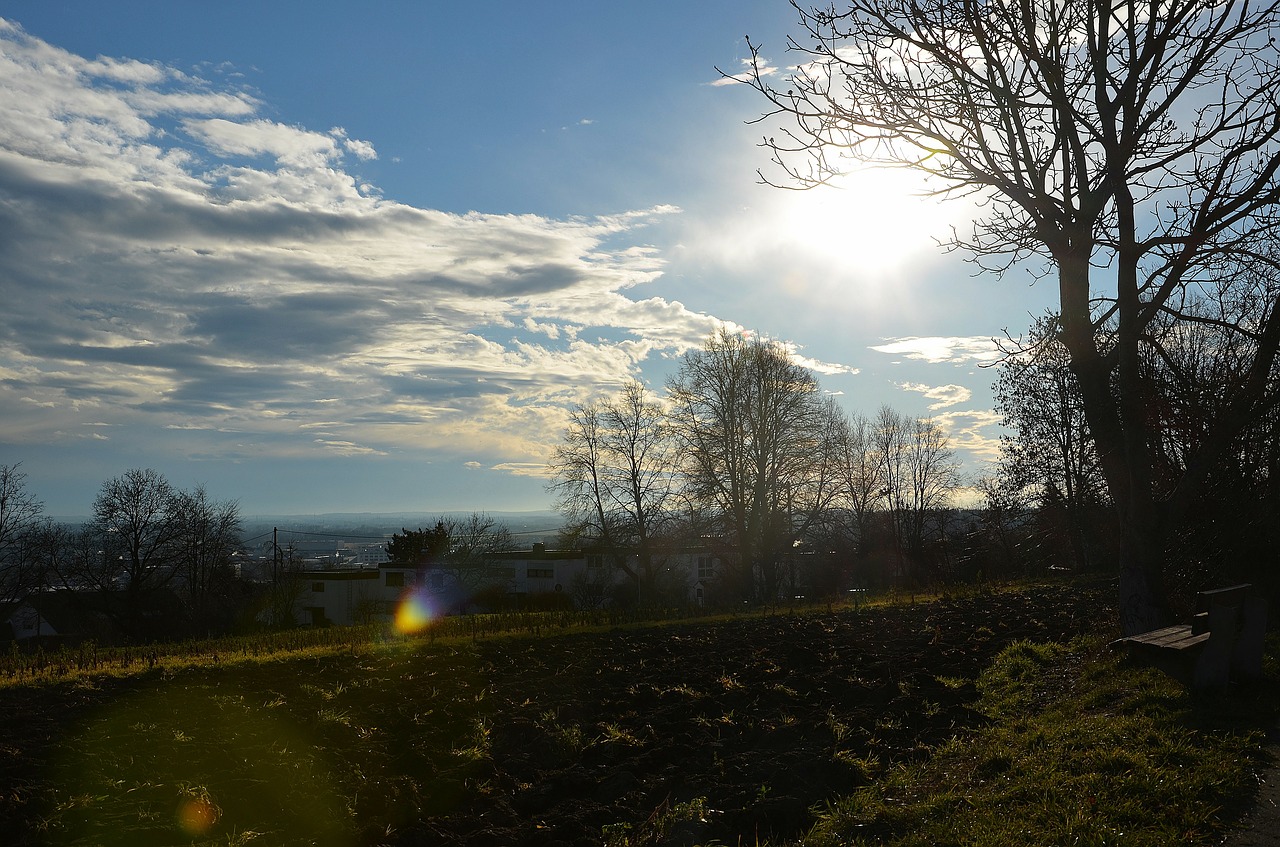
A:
[0,2,1058,518]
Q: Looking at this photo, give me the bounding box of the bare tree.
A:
[832,410,883,555]
[0,464,44,603]
[739,0,1280,632]
[264,541,305,629]
[667,329,831,601]
[549,381,679,603]
[905,415,962,573]
[172,485,242,633]
[870,407,961,582]
[995,316,1109,570]
[872,405,911,582]
[972,472,1033,577]
[439,512,515,593]
[88,468,184,636]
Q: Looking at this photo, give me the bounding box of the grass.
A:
[800,636,1279,846]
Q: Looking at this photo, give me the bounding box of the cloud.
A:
[933,410,1004,463]
[490,462,556,479]
[871,336,1002,364]
[711,55,779,86]
[772,339,859,376]
[899,382,972,410]
[0,21,733,472]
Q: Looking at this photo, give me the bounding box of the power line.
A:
[240,529,388,544]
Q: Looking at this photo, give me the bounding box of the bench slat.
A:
[1197,584,1252,611]
[1116,624,1208,651]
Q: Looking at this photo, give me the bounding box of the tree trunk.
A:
[1117,521,1169,636]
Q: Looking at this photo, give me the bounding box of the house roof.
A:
[2,591,112,634]
[299,569,379,581]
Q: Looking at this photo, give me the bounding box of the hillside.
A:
[0,580,1272,846]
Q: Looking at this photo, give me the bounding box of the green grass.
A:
[799,636,1278,846]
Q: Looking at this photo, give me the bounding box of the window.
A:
[587,554,603,569]
[527,568,554,579]
[385,571,405,588]
[429,572,446,591]
[312,582,325,593]
[697,556,714,580]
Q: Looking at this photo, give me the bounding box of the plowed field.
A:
[0,582,1113,846]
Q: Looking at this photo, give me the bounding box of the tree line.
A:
[548,328,963,604]
[0,466,246,639]
[982,313,1280,613]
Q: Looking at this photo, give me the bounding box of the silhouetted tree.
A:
[831,410,882,559]
[0,464,44,603]
[387,524,450,566]
[172,485,242,634]
[667,329,833,601]
[995,316,1109,571]
[871,406,961,584]
[390,514,515,603]
[740,0,1280,633]
[89,469,184,636]
[548,381,679,603]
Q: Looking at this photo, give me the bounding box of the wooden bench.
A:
[1112,583,1267,689]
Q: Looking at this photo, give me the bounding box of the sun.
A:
[768,165,964,276]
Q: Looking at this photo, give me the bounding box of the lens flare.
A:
[177,795,219,836]
[394,587,436,635]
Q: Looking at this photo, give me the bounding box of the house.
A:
[491,543,588,599]
[0,591,123,645]
[290,542,732,626]
[296,568,382,626]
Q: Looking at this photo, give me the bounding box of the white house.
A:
[296,568,383,626]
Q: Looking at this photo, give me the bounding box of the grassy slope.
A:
[801,637,1279,846]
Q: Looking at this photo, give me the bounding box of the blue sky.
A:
[0,2,1056,517]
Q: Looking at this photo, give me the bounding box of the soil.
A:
[401,582,1114,846]
[14,580,1261,847]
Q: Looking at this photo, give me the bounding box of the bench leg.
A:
[1192,604,1238,689]
[1231,596,1267,681]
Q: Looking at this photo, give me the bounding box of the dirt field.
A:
[0,583,1115,846]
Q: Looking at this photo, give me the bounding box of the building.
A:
[291,542,727,625]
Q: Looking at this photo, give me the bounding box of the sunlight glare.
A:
[769,165,960,276]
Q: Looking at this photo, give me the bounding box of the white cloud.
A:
[313,439,388,457]
[0,21,736,472]
[933,410,1004,463]
[899,382,972,410]
[491,462,556,478]
[772,339,860,376]
[185,118,357,169]
[871,336,1002,364]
